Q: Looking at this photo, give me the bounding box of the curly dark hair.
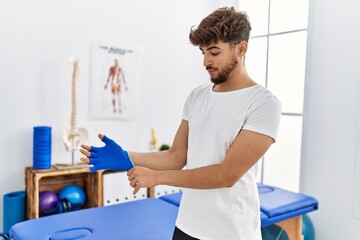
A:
[189,7,252,46]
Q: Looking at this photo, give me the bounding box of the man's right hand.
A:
[80,134,134,172]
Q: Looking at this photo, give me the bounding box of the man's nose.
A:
[203,55,212,68]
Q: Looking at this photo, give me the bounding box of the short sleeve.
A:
[182,93,191,121]
[243,96,282,142]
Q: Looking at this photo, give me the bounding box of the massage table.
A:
[8,183,318,240]
[160,183,319,240]
[8,198,178,240]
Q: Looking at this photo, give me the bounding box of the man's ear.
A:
[237,41,248,57]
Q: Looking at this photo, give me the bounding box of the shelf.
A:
[25,166,103,219]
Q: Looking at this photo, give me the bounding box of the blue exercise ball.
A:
[262,225,289,240]
[58,185,86,208]
[302,214,315,240]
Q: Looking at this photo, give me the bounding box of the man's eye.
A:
[211,52,220,56]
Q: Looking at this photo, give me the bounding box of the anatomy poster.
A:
[89,42,141,120]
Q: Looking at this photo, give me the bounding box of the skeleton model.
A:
[62,57,89,166]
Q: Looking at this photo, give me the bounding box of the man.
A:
[80,7,281,240]
[104,58,127,113]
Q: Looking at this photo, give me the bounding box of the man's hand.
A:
[80,134,134,172]
[127,166,158,195]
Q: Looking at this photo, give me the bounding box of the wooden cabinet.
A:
[25,166,103,219]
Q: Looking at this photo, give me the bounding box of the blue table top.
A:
[10,183,319,239]
[10,198,179,240]
[160,183,319,227]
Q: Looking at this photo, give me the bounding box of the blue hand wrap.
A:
[88,135,134,172]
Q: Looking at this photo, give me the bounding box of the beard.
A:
[208,55,239,85]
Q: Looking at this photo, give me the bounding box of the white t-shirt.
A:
[176,83,281,240]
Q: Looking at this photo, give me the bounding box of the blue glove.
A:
[88,135,134,172]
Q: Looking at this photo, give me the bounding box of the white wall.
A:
[0,0,238,232]
[3,0,360,238]
[301,0,360,239]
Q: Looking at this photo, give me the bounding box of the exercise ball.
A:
[262,225,289,240]
[39,191,58,216]
[58,185,86,208]
[302,214,315,240]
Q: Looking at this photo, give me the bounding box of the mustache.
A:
[206,66,215,70]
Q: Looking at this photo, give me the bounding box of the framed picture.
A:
[89,42,141,120]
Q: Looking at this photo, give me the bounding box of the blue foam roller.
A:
[33,126,52,170]
[3,191,26,234]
